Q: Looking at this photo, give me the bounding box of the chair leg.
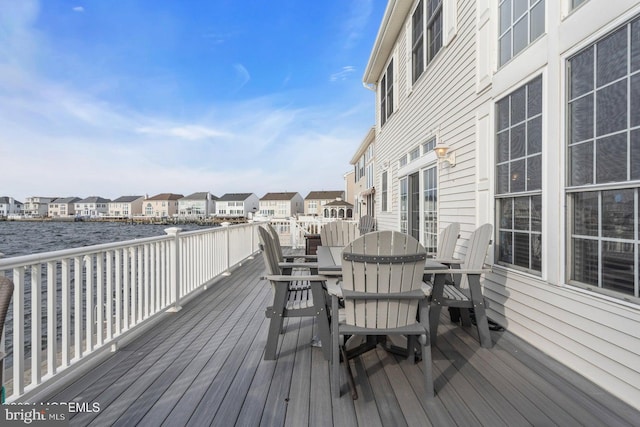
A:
[468,274,492,348]
[341,347,358,400]
[421,334,435,401]
[331,296,341,397]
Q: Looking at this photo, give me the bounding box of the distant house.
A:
[24,196,56,217]
[178,192,217,218]
[324,198,354,219]
[215,193,259,218]
[108,196,144,218]
[0,197,23,217]
[48,197,81,217]
[143,193,183,218]
[304,191,344,216]
[349,126,376,219]
[75,196,111,218]
[258,192,304,218]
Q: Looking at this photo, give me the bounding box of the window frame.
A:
[495,75,544,275]
[380,59,394,126]
[498,0,546,67]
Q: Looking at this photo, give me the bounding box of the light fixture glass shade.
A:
[434,144,449,159]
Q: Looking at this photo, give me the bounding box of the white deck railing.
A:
[0,222,259,402]
[0,217,348,402]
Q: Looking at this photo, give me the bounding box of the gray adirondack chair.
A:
[428,223,494,348]
[262,224,318,279]
[357,215,375,235]
[320,220,359,246]
[0,277,14,403]
[328,231,434,402]
[258,227,331,361]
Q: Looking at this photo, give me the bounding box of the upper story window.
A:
[409,146,420,161]
[426,0,443,63]
[399,154,408,167]
[381,60,394,125]
[412,1,425,83]
[412,0,443,84]
[496,76,543,273]
[566,17,640,299]
[499,0,545,66]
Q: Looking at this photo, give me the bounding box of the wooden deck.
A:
[45,254,640,426]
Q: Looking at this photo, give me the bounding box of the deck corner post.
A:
[165,227,183,312]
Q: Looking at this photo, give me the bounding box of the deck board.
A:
[39,253,640,426]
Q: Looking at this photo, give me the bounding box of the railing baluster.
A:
[74,256,83,361]
[47,260,57,376]
[106,251,113,342]
[61,259,70,367]
[13,267,25,396]
[31,264,42,386]
[85,255,94,353]
[97,253,104,347]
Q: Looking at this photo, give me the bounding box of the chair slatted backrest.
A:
[258,226,280,276]
[320,221,359,247]
[358,215,376,235]
[437,222,460,259]
[341,231,426,329]
[459,223,493,288]
[265,223,285,262]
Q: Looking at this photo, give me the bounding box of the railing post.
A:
[221,222,231,275]
[247,220,255,259]
[165,227,182,312]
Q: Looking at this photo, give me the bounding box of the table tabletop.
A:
[317,245,447,276]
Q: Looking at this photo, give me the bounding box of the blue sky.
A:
[0,0,385,201]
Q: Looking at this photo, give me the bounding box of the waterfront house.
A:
[48,197,81,217]
[0,197,23,217]
[258,192,304,219]
[23,196,56,217]
[75,196,111,218]
[360,0,640,408]
[143,193,183,218]
[178,192,217,219]
[303,190,344,216]
[349,126,376,219]
[215,193,259,219]
[108,196,144,218]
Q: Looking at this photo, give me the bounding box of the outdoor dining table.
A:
[317,245,448,278]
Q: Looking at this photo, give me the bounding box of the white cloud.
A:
[72,6,84,13]
[136,125,230,141]
[233,63,250,90]
[330,66,356,82]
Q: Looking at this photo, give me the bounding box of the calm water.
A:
[0,220,207,258]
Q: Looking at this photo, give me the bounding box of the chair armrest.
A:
[278,262,319,269]
[421,282,433,296]
[326,282,343,298]
[265,274,328,282]
[284,254,318,261]
[428,267,492,275]
[433,258,463,265]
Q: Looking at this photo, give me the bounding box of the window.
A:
[399,155,408,167]
[381,171,388,212]
[422,137,436,154]
[496,76,543,273]
[426,0,443,64]
[409,146,420,161]
[380,60,394,125]
[423,167,438,253]
[567,17,640,298]
[571,0,587,10]
[400,177,408,234]
[412,1,424,83]
[499,0,545,66]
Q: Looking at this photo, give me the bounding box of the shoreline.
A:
[0,216,247,226]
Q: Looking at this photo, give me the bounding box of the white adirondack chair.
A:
[357,214,376,235]
[265,223,317,264]
[428,223,494,348]
[320,220,359,247]
[329,231,434,402]
[258,227,331,361]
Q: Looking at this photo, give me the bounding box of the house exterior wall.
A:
[259,194,304,218]
[144,200,179,217]
[365,0,640,409]
[24,197,55,217]
[109,198,144,218]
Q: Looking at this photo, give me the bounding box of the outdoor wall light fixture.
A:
[434,144,456,167]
